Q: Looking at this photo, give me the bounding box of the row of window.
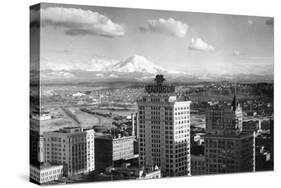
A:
[174,115,189,120]
[175,107,189,111]
[175,111,189,115]
[175,120,190,125]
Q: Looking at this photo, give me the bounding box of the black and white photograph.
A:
[22,0,277,186]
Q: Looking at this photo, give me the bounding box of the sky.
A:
[31,3,274,79]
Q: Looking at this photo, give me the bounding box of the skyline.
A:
[30,73,274,184]
[31,3,274,81]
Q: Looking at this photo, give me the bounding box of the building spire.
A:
[231,81,238,111]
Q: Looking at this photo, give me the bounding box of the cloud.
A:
[141,18,188,38]
[188,38,215,52]
[39,7,125,37]
[40,57,87,71]
[41,71,75,80]
[40,56,119,72]
[89,58,118,71]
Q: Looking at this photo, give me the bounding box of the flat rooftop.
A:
[95,133,135,140]
[52,127,94,133]
[31,162,63,170]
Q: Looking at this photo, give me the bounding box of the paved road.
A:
[60,107,81,125]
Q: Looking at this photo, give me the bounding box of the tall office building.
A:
[43,127,95,176]
[205,91,255,174]
[137,75,191,177]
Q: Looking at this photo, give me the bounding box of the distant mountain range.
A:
[39,55,273,84]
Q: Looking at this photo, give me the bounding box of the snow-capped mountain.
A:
[88,55,171,75]
[40,54,273,83]
[41,55,179,82]
[112,55,166,74]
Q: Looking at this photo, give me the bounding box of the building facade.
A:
[95,134,135,172]
[30,163,63,184]
[112,135,135,161]
[31,110,51,121]
[191,155,205,176]
[242,120,261,133]
[205,133,255,174]
[43,127,95,176]
[205,94,255,174]
[30,130,40,165]
[137,75,191,177]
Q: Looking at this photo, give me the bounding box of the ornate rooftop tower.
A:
[145,74,175,94]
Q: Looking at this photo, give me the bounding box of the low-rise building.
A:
[243,120,261,133]
[95,133,135,172]
[105,165,161,180]
[193,133,205,145]
[72,92,86,97]
[138,166,161,179]
[31,109,52,121]
[31,110,51,121]
[30,163,63,184]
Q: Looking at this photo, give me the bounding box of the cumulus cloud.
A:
[89,58,118,72]
[188,38,215,52]
[141,18,188,38]
[39,7,125,37]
